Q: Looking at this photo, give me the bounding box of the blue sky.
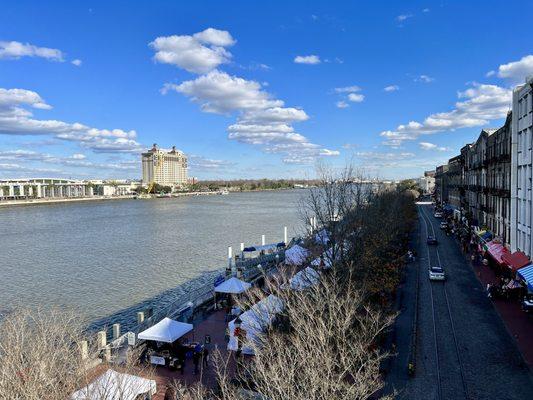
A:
[1,0,533,180]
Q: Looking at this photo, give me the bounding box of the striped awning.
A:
[517,264,533,292]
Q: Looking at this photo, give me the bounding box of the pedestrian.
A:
[203,347,209,367]
[193,350,201,374]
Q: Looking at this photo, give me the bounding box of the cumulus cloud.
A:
[419,142,450,151]
[384,85,400,92]
[0,41,65,61]
[163,70,336,164]
[495,54,533,82]
[334,85,361,93]
[348,93,364,102]
[415,75,435,83]
[294,55,321,64]
[71,59,82,66]
[0,87,143,153]
[336,101,349,109]
[149,28,235,74]
[380,83,511,146]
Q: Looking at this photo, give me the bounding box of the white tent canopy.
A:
[227,294,284,354]
[215,277,252,294]
[71,369,156,400]
[285,244,309,266]
[138,317,193,343]
[289,267,320,290]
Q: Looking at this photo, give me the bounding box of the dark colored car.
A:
[427,236,438,245]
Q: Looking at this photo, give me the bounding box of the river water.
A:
[0,190,303,329]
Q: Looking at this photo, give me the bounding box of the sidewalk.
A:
[470,259,533,367]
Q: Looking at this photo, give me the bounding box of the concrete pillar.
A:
[80,340,88,360]
[284,226,288,244]
[9,185,14,197]
[0,187,3,197]
[112,323,120,340]
[36,184,42,198]
[137,311,145,324]
[18,185,24,197]
[228,246,233,268]
[104,347,111,362]
[261,235,266,246]
[97,331,107,349]
[89,187,94,197]
[28,186,33,197]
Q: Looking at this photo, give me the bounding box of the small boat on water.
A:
[219,189,229,195]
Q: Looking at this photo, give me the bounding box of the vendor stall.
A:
[138,317,193,343]
[71,369,156,400]
[517,264,533,292]
[502,251,531,272]
[286,267,320,291]
[285,244,309,266]
[227,294,284,355]
[486,241,508,265]
[215,277,252,294]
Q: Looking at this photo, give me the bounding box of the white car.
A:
[434,212,443,218]
[429,266,445,281]
[440,221,448,229]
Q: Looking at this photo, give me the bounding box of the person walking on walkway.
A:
[193,350,201,374]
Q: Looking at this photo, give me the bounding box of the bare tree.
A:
[0,308,154,400]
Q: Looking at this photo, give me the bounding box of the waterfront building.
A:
[434,164,449,203]
[88,180,141,196]
[0,178,93,200]
[141,144,188,188]
[511,77,533,256]
[417,170,436,194]
[447,155,463,213]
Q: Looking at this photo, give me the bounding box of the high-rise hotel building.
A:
[141,144,188,187]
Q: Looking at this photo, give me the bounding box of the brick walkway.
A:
[470,259,533,366]
[150,309,233,398]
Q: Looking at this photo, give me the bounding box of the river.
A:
[0,190,303,329]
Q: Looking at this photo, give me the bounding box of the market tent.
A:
[71,369,156,400]
[315,229,330,245]
[138,317,193,343]
[517,264,533,292]
[502,251,530,272]
[486,241,508,264]
[215,277,252,294]
[477,230,493,242]
[289,267,320,290]
[227,294,284,354]
[285,245,309,266]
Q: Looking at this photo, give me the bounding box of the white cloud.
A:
[419,142,450,151]
[294,55,321,64]
[163,70,283,114]
[0,41,64,61]
[396,14,413,22]
[0,87,143,153]
[384,85,400,92]
[71,59,82,66]
[336,101,349,109]
[149,28,235,74]
[496,54,533,82]
[163,70,336,164]
[422,8,430,13]
[188,154,235,170]
[334,85,361,93]
[380,83,511,146]
[348,93,365,102]
[415,75,435,83]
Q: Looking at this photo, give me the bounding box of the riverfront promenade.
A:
[384,204,533,399]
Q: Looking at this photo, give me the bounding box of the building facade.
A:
[417,170,436,194]
[511,77,533,256]
[141,144,188,187]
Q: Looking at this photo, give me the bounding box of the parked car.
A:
[440,221,448,229]
[522,295,533,313]
[427,236,439,244]
[434,211,443,218]
[429,266,446,281]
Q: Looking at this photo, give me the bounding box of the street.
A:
[384,204,533,399]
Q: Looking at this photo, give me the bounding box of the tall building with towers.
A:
[141,144,188,187]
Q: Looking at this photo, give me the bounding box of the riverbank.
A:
[0,191,227,208]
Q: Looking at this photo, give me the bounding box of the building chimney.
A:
[151,143,157,151]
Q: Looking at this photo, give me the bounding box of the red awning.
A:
[486,241,509,265]
[502,251,530,272]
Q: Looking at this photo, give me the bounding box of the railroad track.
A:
[419,205,469,400]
